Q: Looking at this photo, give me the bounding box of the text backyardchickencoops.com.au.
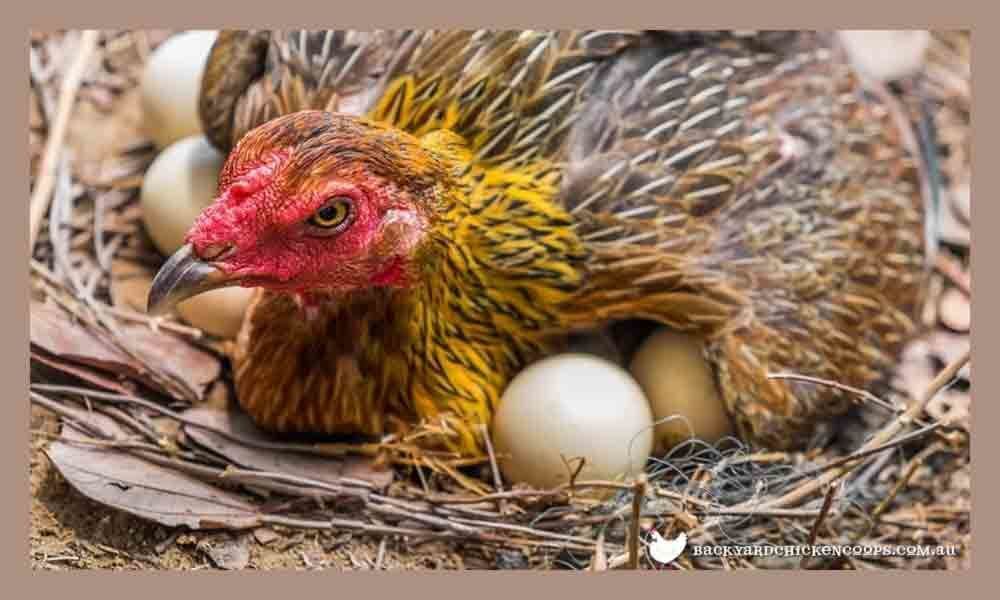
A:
[687,544,961,558]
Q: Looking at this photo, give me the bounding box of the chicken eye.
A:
[308,197,353,230]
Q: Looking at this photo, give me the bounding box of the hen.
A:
[149,30,930,456]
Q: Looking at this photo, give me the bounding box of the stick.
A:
[479,425,504,493]
[768,372,906,417]
[31,383,379,471]
[627,473,647,569]
[374,538,387,570]
[589,533,608,571]
[479,424,509,515]
[935,253,971,297]
[799,483,838,568]
[29,30,100,252]
[757,349,969,510]
[870,443,944,524]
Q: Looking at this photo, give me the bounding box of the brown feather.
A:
[198,30,932,455]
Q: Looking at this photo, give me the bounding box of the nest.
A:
[28,30,971,570]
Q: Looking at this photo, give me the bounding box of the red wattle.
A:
[370,256,406,286]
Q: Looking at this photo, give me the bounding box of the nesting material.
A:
[629,328,733,454]
[140,30,218,148]
[492,353,654,489]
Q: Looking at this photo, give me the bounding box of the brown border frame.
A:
[8,1,986,595]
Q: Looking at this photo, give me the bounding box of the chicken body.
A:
[160,31,929,456]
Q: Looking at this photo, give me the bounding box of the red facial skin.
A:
[184,113,435,302]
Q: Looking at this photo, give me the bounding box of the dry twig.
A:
[29,30,101,251]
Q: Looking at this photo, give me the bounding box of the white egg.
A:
[177,286,254,340]
[492,353,653,489]
[141,30,218,148]
[140,135,224,256]
[838,30,931,82]
[629,329,733,454]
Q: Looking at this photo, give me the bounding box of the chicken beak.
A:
[146,243,238,315]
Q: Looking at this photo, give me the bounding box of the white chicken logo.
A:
[648,530,687,565]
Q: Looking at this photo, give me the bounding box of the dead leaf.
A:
[182,407,394,489]
[46,407,262,530]
[31,300,142,375]
[198,533,251,570]
[253,527,279,545]
[122,324,220,398]
[31,350,132,394]
[30,299,222,401]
